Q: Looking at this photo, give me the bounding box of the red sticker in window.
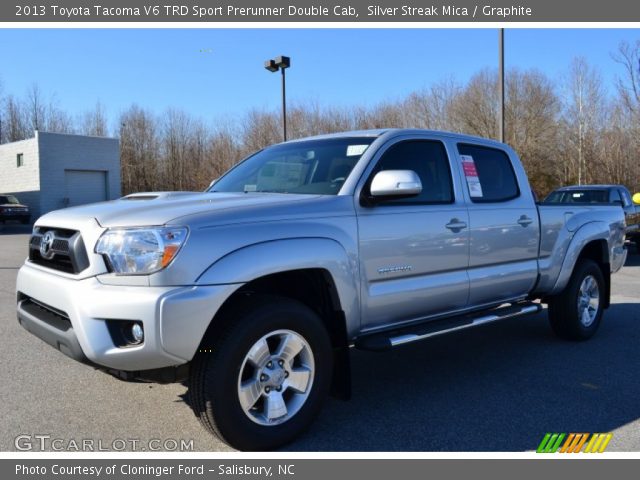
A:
[460,155,483,198]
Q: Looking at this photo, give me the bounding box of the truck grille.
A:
[28,227,90,274]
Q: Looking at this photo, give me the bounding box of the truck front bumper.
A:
[16,263,241,372]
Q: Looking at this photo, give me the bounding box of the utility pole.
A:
[498,28,505,143]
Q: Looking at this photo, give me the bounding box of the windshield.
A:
[544,190,608,204]
[0,195,20,204]
[210,137,376,195]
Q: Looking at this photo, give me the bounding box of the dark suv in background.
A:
[544,184,640,250]
[0,195,30,224]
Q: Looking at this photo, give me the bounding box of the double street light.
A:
[264,55,291,141]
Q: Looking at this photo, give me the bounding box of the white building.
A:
[0,131,121,219]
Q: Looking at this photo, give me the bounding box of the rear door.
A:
[356,136,470,331]
[455,143,540,306]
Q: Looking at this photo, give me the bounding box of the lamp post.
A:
[265,55,291,141]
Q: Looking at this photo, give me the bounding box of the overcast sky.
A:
[0,28,637,126]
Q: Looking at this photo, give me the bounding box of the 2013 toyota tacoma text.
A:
[16,129,628,450]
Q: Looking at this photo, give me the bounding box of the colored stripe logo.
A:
[537,433,613,453]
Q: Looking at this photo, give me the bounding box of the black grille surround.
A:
[28,227,90,274]
[16,292,88,363]
[18,294,72,331]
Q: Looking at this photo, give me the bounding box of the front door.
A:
[356,138,470,332]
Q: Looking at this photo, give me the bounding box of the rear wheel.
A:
[548,259,605,340]
[189,295,332,450]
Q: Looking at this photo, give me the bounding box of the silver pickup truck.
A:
[16,129,627,450]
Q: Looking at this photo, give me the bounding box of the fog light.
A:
[131,323,144,344]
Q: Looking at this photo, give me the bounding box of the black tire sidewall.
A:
[201,298,332,450]
[555,260,605,339]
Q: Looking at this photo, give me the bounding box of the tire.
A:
[189,294,333,451]
[548,259,605,340]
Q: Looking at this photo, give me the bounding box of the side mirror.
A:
[633,193,640,205]
[369,170,422,198]
[612,199,623,206]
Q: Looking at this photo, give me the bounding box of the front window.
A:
[210,137,376,195]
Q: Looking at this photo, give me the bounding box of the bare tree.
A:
[26,83,46,133]
[403,78,461,131]
[47,99,75,134]
[505,69,560,195]
[119,105,161,194]
[451,69,500,139]
[3,95,28,142]
[81,101,109,136]
[562,57,605,185]
[612,40,640,115]
[241,109,281,152]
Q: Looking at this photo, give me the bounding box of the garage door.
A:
[64,170,107,207]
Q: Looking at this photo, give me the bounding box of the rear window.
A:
[457,144,520,203]
[544,190,608,204]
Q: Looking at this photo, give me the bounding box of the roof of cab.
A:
[281,128,508,147]
[555,184,624,191]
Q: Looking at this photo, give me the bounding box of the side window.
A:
[609,189,622,204]
[368,140,453,205]
[619,189,632,207]
[457,144,520,203]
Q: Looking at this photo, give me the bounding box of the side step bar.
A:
[355,302,542,351]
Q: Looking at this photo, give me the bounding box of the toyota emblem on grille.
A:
[40,231,55,259]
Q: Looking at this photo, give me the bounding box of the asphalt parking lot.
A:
[1,223,639,452]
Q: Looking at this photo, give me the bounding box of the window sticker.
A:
[243,184,257,192]
[346,144,369,157]
[460,155,483,198]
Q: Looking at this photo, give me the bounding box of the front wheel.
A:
[189,295,332,450]
[548,259,605,340]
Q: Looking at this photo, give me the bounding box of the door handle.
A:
[517,215,533,227]
[445,219,467,232]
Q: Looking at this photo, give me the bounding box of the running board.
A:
[354,302,542,351]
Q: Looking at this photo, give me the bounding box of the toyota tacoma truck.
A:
[16,129,628,450]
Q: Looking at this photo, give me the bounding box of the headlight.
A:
[95,226,188,275]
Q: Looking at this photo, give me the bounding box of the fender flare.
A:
[550,221,610,295]
[196,237,360,337]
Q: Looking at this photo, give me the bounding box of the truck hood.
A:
[36,191,344,228]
